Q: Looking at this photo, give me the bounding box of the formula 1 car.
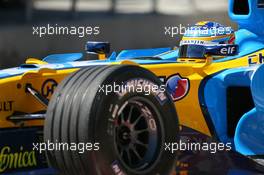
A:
[0,0,264,174]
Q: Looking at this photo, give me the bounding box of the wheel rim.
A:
[114,98,162,172]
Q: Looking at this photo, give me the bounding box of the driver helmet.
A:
[179,21,235,59]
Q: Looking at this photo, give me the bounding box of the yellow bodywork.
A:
[0,49,263,137]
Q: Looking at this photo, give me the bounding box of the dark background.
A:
[0,0,236,69]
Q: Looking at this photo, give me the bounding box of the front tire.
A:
[44,65,179,175]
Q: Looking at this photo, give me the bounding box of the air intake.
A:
[233,0,249,14]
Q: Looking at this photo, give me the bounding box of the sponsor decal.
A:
[228,35,235,44]
[140,104,157,131]
[248,53,264,65]
[111,161,126,175]
[0,146,37,173]
[0,101,14,112]
[180,40,206,46]
[165,74,190,101]
[219,46,236,55]
[0,127,47,173]
[41,79,58,98]
[107,103,119,136]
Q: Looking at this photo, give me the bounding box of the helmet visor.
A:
[178,45,206,58]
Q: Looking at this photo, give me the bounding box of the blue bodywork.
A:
[43,53,83,63]
[115,47,172,60]
[228,0,264,38]
[199,0,264,157]
[203,63,264,156]
[201,0,264,156]
[201,65,264,155]
[201,66,253,143]
[234,64,264,155]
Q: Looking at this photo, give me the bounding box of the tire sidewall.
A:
[91,67,178,175]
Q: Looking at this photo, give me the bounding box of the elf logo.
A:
[220,46,236,55]
[166,74,190,101]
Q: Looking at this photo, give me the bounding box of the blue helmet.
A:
[179,21,235,58]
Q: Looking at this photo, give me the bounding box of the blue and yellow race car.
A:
[0,0,263,174]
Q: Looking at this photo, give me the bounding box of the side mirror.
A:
[204,44,239,56]
[86,41,110,60]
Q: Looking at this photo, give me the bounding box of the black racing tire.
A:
[44,65,179,175]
